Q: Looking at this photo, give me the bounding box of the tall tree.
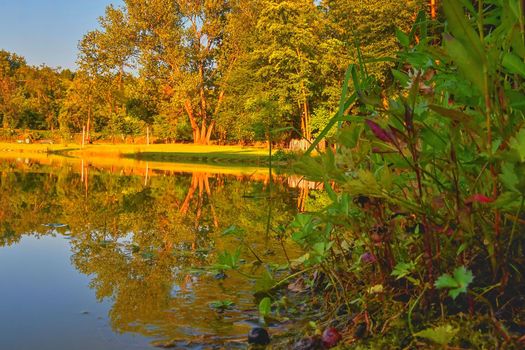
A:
[121,0,233,144]
[59,72,101,133]
[252,0,322,140]
[0,51,25,129]
[78,5,137,140]
[23,66,67,131]
[214,0,262,142]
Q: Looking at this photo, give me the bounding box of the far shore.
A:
[0,142,276,165]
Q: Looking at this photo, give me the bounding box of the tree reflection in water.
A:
[0,158,311,343]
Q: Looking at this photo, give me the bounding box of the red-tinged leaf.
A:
[465,194,494,204]
[365,119,396,144]
[389,125,407,142]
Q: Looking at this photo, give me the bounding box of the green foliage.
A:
[415,324,459,346]
[214,248,241,271]
[2,0,424,144]
[209,300,235,311]
[435,266,474,300]
[391,262,417,280]
[0,50,71,131]
[282,0,525,345]
[254,269,277,294]
[258,297,272,318]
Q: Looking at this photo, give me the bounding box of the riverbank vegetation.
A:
[214,0,525,348]
[0,142,275,165]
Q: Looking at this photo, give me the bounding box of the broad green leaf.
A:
[255,269,276,294]
[507,90,525,110]
[453,266,474,289]
[509,129,525,162]
[435,266,474,299]
[259,297,272,317]
[443,35,484,94]
[312,241,332,257]
[503,52,525,77]
[429,104,472,124]
[391,69,410,87]
[509,0,522,20]
[337,124,362,149]
[435,274,458,289]
[443,0,485,66]
[500,163,519,193]
[396,28,410,47]
[216,248,241,270]
[428,104,479,135]
[391,262,416,280]
[293,156,325,180]
[415,325,458,345]
[511,28,525,57]
[324,181,338,202]
[456,0,476,14]
[493,191,522,210]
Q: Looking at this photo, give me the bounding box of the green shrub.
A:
[289,0,524,345]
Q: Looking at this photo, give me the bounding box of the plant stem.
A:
[408,286,427,335]
[506,196,524,259]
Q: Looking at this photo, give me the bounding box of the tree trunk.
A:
[205,120,215,144]
[184,99,216,145]
[200,120,208,143]
[184,99,201,144]
[301,89,311,140]
[86,106,91,143]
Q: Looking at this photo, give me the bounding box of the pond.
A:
[0,156,322,349]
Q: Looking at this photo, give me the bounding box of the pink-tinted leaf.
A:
[465,194,494,204]
[365,119,396,144]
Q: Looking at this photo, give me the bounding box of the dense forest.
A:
[0,0,426,144]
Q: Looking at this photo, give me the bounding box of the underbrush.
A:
[214,1,525,348]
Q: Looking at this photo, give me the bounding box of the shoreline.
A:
[0,142,276,165]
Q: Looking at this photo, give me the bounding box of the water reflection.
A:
[0,157,310,348]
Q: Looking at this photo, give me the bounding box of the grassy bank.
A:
[0,142,274,165]
[0,152,273,178]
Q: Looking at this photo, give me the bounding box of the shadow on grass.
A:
[46,148,84,158]
[123,151,271,166]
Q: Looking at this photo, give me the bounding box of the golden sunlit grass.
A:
[0,151,271,177]
[0,142,272,164]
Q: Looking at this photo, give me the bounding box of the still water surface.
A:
[0,157,312,349]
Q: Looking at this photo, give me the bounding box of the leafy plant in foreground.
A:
[435,266,474,300]
[415,324,459,347]
[286,0,525,346]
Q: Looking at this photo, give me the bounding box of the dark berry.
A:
[322,327,342,348]
[248,327,270,345]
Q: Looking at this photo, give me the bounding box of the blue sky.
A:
[0,0,122,70]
